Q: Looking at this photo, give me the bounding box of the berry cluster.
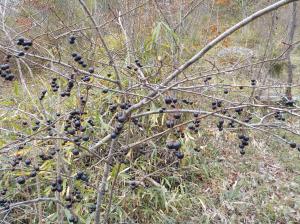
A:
[238,134,250,155]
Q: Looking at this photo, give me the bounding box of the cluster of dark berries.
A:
[238,134,250,155]
[71,52,87,68]
[80,96,87,106]
[235,107,243,115]
[120,101,132,110]
[65,188,83,210]
[131,117,142,128]
[88,203,97,213]
[212,100,222,110]
[50,77,59,92]
[111,123,123,139]
[166,140,184,159]
[182,99,193,105]
[0,61,14,81]
[16,37,32,56]
[217,119,224,131]
[64,110,86,139]
[188,118,200,133]
[11,154,23,169]
[109,104,118,112]
[111,113,127,139]
[164,96,178,107]
[75,171,89,182]
[39,90,47,101]
[228,118,236,128]
[51,176,63,192]
[159,107,166,113]
[69,35,76,44]
[251,79,256,86]
[39,152,54,161]
[32,120,40,131]
[0,189,8,209]
[274,111,285,121]
[17,37,32,49]
[45,119,55,136]
[81,67,94,82]
[61,77,75,97]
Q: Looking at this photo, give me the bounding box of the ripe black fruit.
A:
[17,176,26,185]
[174,113,181,120]
[290,142,296,148]
[74,55,81,62]
[88,67,94,73]
[23,40,32,46]
[69,35,76,44]
[164,96,172,105]
[56,184,63,192]
[1,64,9,70]
[30,170,37,177]
[57,176,63,184]
[25,159,31,166]
[17,52,25,57]
[109,104,118,112]
[80,126,86,132]
[188,123,195,130]
[172,140,181,150]
[82,136,89,141]
[166,141,174,149]
[69,215,78,223]
[243,136,249,141]
[89,204,96,213]
[74,120,81,127]
[117,113,126,123]
[238,134,244,140]
[17,37,25,45]
[111,132,117,139]
[115,123,124,132]
[175,152,184,159]
[240,149,245,155]
[72,149,79,156]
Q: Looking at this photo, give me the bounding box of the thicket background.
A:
[0,0,300,223]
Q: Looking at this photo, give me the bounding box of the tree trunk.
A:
[285,2,297,100]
